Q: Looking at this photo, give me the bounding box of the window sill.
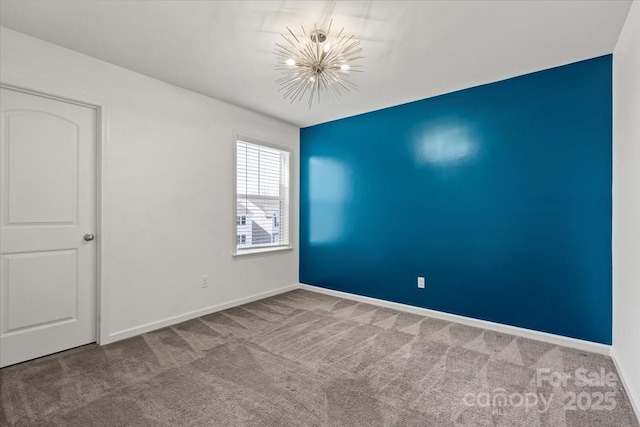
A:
[232,246,293,259]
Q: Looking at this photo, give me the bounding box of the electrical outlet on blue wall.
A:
[300,55,612,345]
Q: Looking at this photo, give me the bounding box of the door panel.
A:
[0,88,97,367]
[4,250,78,333]
[6,112,79,225]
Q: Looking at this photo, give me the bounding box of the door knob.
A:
[83,233,95,241]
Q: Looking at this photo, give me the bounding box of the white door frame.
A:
[0,82,109,345]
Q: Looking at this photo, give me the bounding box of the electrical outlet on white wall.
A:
[201,275,209,288]
[418,276,425,289]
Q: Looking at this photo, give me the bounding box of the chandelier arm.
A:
[342,52,364,62]
[330,82,342,98]
[344,57,364,65]
[318,72,330,94]
[290,79,310,103]
[325,77,340,102]
[308,80,316,109]
[341,76,358,87]
[286,27,300,44]
[280,75,303,92]
[342,48,362,59]
[316,77,321,105]
[288,80,312,101]
[318,45,338,65]
[338,34,355,49]
[276,76,297,83]
[299,40,317,62]
[285,82,307,101]
[320,47,343,66]
[281,32,297,49]
[336,79,355,92]
[329,81,343,102]
[295,84,310,104]
[275,42,300,57]
[341,40,361,54]
[279,81,301,96]
[325,73,343,100]
[299,47,317,65]
[335,33,348,47]
[299,83,312,102]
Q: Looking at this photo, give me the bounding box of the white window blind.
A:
[236,139,290,252]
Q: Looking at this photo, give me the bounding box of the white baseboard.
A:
[611,347,640,421]
[104,284,299,344]
[105,282,612,356]
[298,283,611,356]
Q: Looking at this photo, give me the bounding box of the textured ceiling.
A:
[0,0,632,127]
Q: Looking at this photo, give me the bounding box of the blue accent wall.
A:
[300,55,612,345]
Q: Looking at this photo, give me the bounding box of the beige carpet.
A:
[1,289,638,426]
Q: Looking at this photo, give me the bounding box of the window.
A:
[235,138,290,254]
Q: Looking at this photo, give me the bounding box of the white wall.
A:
[613,0,640,418]
[0,27,299,343]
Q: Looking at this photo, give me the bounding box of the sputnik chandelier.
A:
[275,20,363,108]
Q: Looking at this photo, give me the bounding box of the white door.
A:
[0,88,97,367]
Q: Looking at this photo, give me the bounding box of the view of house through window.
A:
[236,139,290,252]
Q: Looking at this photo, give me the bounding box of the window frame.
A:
[232,133,293,257]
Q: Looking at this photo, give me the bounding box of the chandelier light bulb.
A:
[275,19,364,108]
